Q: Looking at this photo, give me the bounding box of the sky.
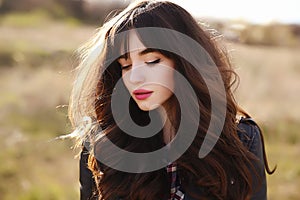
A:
[169,0,300,24]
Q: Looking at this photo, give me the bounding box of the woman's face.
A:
[117,31,175,111]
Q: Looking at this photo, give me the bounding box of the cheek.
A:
[155,69,175,91]
[166,72,175,89]
[121,72,131,91]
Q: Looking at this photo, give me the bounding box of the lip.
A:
[133,89,153,100]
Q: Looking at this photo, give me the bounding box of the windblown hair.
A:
[69,0,275,199]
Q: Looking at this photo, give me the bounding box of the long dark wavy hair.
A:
[69,0,275,199]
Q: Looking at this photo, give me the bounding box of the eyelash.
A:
[120,59,161,70]
[146,58,161,65]
[121,65,131,70]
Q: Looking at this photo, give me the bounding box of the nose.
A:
[129,65,145,84]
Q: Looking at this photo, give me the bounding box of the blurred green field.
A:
[0,11,299,200]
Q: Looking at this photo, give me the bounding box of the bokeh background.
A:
[0,0,299,199]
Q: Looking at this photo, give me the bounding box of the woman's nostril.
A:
[130,72,145,83]
[129,67,146,83]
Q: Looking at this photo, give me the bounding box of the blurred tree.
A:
[53,0,85,19]
[0,0,51,13]
[0,0,128,24]
[291,24,300,38]
[79,0,129,24]
[240,23,299,46]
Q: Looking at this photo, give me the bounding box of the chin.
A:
[137,102,160,111]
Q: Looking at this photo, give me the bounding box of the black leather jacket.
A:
[79,118,267,200]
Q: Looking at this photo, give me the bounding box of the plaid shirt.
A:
[166,162,185,200]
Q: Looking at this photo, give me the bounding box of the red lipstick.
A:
[133,89,153,100]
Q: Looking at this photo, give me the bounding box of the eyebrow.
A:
[118,48,159,59]
[139,48,158,56]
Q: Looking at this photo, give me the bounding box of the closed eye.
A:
[146,59,161,65]
[121,64,132,70]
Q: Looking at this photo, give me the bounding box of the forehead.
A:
[115,29,167,60]
[118,30,147,57]
[127,30,146,52]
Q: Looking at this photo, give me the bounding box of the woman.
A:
[69,0,275,199]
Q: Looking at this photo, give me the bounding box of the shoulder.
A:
[237,117,267,200]
[237,117,262,155]
[184,117,267,200]
[79,146,99,200]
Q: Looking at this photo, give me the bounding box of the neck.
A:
[157,106,175,144]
